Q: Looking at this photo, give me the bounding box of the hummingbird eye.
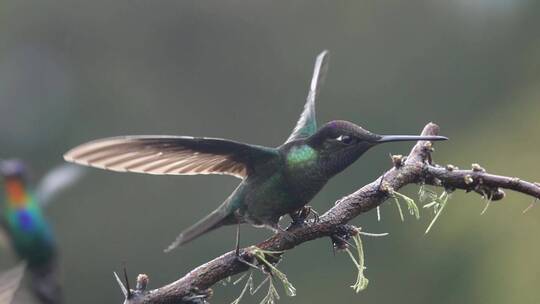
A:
[336,135,355,145]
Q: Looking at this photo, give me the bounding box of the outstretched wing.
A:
[35,164,86,207]
[285,50,329,143]
[0,263,26,304]
[63,136,278,179]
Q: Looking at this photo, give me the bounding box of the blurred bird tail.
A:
[29,259,62,304]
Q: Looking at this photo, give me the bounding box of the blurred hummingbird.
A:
[63,50,447,252]
[0,160,85,304]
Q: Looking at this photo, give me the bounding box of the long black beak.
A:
[377,135,448,143]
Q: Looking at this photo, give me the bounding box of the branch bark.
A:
[122,122,540,304]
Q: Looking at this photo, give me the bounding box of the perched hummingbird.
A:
[0,160,85,304]
[63,51,447,252]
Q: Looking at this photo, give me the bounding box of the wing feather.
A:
[35,164,86,207]
[0,263,26,304]
[285,50,329,143]
[64,136,277,179]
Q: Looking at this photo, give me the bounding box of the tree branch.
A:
[120,122,540,304]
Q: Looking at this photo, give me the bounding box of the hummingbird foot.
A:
[308,206,320,223]
[235,250,257,269]
[287,206,320,231]
[233,223,259,267]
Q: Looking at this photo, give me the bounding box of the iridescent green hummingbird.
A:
[63,51,447,252]
[0,159,85,304]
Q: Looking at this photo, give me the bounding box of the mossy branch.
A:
[118,123,540,304]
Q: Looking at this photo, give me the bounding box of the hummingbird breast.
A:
[241,164,327,226]
[3,198,56,267]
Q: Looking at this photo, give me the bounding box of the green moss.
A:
[230,247,296,304]
[345,232,369,293]
[423,190,453,234]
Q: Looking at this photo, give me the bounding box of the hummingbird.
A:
[0,159,85,304]
[63,50,447,253]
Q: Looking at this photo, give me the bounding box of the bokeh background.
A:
[1,0,540,303]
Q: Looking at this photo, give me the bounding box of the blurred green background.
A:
[1,0,540,303]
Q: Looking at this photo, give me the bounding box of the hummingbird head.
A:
[0,159,30,183]
[307,120,448,177]
[0,160,30,204]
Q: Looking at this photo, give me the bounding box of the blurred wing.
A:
[63,136,278,179]
[35,164,86,208]
[285,50,329,143]
[0,263,26,304]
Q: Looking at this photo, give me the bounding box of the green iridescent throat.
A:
[287,145,317,166]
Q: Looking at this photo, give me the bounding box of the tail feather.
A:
[164,183,245,253]
[29,259,62,304]
[163,207,234,253]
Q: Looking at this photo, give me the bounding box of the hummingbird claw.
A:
[309,206,320,223]
[234,250,248,263]
[288,206,320,230]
